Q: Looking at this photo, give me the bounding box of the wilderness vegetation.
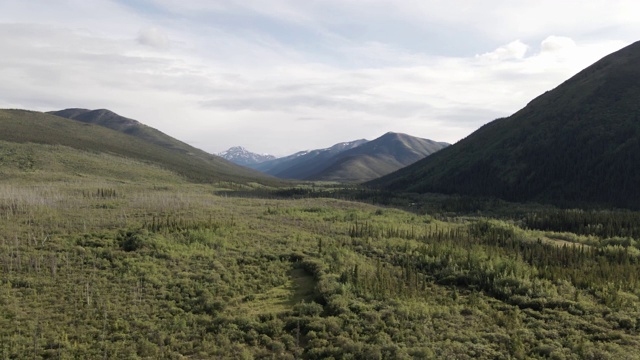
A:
[3,40,640,360]
[1,142,639,359]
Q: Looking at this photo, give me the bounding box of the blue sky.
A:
[0,0,637,155]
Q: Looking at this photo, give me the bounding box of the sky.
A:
[0,1,637,156]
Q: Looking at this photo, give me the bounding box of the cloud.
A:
[137,26,170,49]
[478,40,529,61]
[541,35,576,52]
[0,20,628,155]
[0,0,637,155]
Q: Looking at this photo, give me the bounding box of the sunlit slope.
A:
[0,109,279,184]
[49,108,204,154]
[0,140,187,184]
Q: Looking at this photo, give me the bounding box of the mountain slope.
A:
[251,140,368,178]
[308,132,449,182]
[218,146,276,166]
[48,108,191,152]
[371,41,640,208]
[1,109,278,185]
[0,139,185,183]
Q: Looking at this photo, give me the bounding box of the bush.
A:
[119,229,152,251]
[293,302,324,317]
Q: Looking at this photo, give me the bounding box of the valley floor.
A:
[0,180,639,359]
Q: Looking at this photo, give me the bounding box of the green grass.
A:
[0,175,638,359]
[231,268,316,317]
[0,109,281,185]
[0,140,186,184]
[0,132,639,358]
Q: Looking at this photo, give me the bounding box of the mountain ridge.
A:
[251,139,369,177]
[253,132,448,182]
[4,108,278,185]
[218,146,276,166]
[307,132,449,182]
[370,40,640,208]
[48,108,192,153]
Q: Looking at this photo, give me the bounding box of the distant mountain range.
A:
[371,40,640,209]
[250,139,369,179]
[218,146,276,167]
[243,132,448,182]
[0,108,278,185]
[3,106,447,186]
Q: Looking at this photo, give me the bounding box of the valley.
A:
[1,35,639,360]
[0,173,639,358]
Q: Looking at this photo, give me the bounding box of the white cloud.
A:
[0,0,636,155]
[541,36,576,53]
[137,27,170,49]
[478,40,529,60]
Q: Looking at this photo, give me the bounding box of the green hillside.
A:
[1,110,639,358]
[48,108,204,154]
[0,140,185,184]
[371,41,640,209]
[0,109,278,185]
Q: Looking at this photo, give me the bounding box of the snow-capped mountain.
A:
[218,146,276,167]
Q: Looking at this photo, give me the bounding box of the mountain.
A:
[251,139,368,178]
[370,41,640,208]
[218,146,276,167]
[48,108,201,154]
[2,109,278,185]
[253,133,448,182]
[0,137,186,183]
[308,132,449,182]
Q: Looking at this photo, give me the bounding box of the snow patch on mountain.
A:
[218,146,276,166]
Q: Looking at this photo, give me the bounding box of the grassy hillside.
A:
[371,41,640,209]
[0,140,186,184]
[0,177,639,359]
[49,108,205,155]
[0,109,279,185]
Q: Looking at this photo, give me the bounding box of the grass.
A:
[231,268,317,317]
[0,140,186,184]
[0,132,639,358]
[0,109,281,185]
[0,176,638,359]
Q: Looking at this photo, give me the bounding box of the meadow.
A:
[0,143,639,359]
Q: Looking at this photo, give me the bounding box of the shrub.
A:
[293,302,324,317]
[119,229,152,251]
